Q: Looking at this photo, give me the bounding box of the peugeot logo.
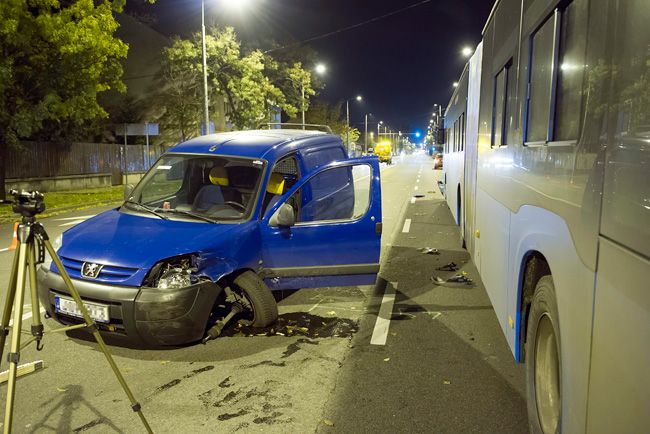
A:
[81,262,103,279]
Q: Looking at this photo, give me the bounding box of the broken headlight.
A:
[144,254,200,289]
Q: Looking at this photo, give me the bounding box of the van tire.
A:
[525,275,561,434]
[233,271,278,327]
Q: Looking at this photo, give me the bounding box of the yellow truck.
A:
[374,142,393,164]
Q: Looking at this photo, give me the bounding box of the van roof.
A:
[167,129,341,161]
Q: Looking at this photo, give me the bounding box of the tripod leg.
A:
[28,244,44,349]
[3,243,28,434]
[0,246,20,364]
[43,240,153,434]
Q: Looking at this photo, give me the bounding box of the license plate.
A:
[54,295,110,323]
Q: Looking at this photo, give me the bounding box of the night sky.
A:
[129,0,493,135]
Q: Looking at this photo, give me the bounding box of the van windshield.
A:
[124,154,266,223]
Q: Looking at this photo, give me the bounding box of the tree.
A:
[0,0,134,200]
[157,38,203,143]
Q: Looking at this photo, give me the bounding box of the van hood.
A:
[58,209,243,269]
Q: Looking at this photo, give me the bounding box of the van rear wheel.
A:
[232,271,278,327]
[525,275,561,434]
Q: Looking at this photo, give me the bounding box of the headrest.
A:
[267,173,285,195]
[209,167,229,186]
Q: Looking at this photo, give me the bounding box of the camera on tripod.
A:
[10,189,46,218]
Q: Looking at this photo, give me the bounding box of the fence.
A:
[7,141,168,180]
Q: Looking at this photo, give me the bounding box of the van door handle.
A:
[375,222,383,235]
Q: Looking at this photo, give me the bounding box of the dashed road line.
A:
[370,282,397,346]
[411,197,416,204]
[414,186,419,191]
[0,248,8,253]
[402,219,411,233]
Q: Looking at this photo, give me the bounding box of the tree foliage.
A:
[0,0,133,199]
[158,27,316,136]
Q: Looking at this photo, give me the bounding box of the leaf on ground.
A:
[325,311,337,317]
[443,380,451,385]
[383,358,390,362]
[56,387,67,392]
[322,419,334,426]
[160,360,170,365]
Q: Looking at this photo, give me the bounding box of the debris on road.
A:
[383,358,390,362]
[419,247,440,255]
[431,271,474,286]
[220,312,359,339]
[323,419,335,427]
[437,262,459,271]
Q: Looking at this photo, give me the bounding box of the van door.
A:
[259,158,382,290]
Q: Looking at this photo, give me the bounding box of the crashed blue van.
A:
[37,129,382,345]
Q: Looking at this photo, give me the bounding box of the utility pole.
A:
[364,114,368,154]
[201,0,210,135]
[346,99,350,154]
[302,81,305,130]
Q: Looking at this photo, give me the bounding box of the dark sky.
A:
[129,0,493,135]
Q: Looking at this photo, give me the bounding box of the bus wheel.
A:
[526,275,561,434]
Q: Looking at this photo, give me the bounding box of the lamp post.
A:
[346,95,362,155]
[201,0,209,135]
[364,114,369,154]
[377,121,383,140]
[299,63,327,130]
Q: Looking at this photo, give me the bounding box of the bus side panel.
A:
[587,239,650,433]
[444,152,464,228]
[475,186,510,335]
[464,42,483,259]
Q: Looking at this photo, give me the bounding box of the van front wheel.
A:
[232,271,278,327]
[525,275,561,434]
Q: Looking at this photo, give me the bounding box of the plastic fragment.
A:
[437,262,459,271]
[419,247,440,255]
[383,357,390,362]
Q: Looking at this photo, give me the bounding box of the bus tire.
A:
[525,275,562,434]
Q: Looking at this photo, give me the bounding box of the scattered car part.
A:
[419,247,440,255]
[437,262,459,271]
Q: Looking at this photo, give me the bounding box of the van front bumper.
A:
[37,267,222,346]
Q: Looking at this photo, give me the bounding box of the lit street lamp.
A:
[300,63,326,129]
[462,46,473,58]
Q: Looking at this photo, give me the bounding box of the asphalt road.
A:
[0,153,527,433]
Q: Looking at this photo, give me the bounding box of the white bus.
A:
[443,0,649,433]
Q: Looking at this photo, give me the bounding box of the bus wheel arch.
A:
[519,253,562,434]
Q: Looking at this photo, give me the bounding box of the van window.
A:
[302,146,346,172]
[285,164,371,223]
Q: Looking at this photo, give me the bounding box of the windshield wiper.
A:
[123,200,169,220]
[160,209,219,223]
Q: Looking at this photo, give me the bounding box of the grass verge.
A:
[0,186,124,223]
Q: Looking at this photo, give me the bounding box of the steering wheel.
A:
[224,201,246,212]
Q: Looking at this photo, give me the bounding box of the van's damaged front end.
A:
[37,210,259,346]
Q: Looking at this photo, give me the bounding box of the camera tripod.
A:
[0,191,153,433]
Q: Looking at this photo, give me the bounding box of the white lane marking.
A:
[416,179,420,183]
[414,186,419,191]
[308,300,322,312]
[54,215,96,221]
[0,248,8,253]
[411,197,416,204]
[402,219,411,233]
[371,282,397,346]
[8,308,46,327]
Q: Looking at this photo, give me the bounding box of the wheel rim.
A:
[534,313,561,434]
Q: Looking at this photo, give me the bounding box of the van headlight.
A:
[144,254,200,289]
[42,234,63,270]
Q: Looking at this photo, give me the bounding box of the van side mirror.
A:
[124,184,135,201]
[270,203,296,227]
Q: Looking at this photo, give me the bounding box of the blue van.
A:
[37,129,382,345]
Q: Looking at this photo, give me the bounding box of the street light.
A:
[377,121,383,140]
[300,63,327,129]
[346,95,362,155]
[462,46,473,58]
[201,0,253,135]
[453,82,459,88]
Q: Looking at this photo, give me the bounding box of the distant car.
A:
[38,129,383,346]
[434,153,443,169]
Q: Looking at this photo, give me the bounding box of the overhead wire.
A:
[263,0,433,54]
